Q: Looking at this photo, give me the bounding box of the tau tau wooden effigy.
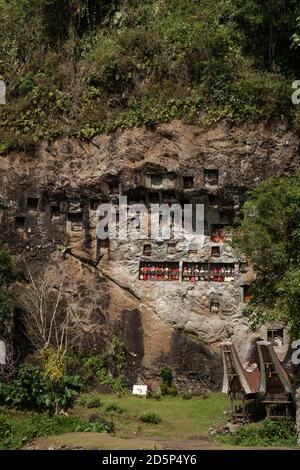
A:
[221,339,295,422]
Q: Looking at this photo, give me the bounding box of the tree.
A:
[18,262,69,353]
[234,0,300,72]
[232,172,300,338]
[0,245,18,335]
[17,262,73,413]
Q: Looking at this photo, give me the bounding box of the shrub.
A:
[169,383,178,397]
[222,418,297,448]
[4,364,49,410]
[81,354,107,385]
[79,393,102,409]
[160,367,178,396]
[105,403,124,414]
[147,390,162,400]
[160,367,173,387]
[140,412,161,424]
[0,413,115,450]
[87,413,115,433]
[0,364,81,412]
[0,416,12,440]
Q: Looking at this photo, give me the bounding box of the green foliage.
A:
[160,367,178,396]
[160,367,173,387]
[79,392,102,409]
[221,418,297,447]
[105,402,124,414]
[0,290,11,334]
[0,412,114,449]
[0,0,298,149]
[82,354,107,385]
[140,411,161,424]
[66,338,127,393]
[42,348,65,388]
[232,172,300,337]
[2,364,49,410]
[233,0,300,72]
[93,337,127,392]
[0,246,19,333]
[0,363,81,412]
[147,389,162,400]
[0,415,12,440]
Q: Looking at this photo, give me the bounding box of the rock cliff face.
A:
[0,120,298,392]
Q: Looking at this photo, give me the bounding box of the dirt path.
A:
[24,432,235,450]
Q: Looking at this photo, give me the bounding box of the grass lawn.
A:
[0,393,231,449]
[74,392,230,440]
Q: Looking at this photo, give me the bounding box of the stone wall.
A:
[0,120,297,391]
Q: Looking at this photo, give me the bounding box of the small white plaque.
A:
[0,340,6,365]
[132,385,148,396]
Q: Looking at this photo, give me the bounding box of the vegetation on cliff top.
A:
[0,0,300,151]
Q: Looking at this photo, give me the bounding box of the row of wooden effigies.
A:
[221,340,298,422]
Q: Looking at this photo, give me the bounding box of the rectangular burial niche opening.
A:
[15,216,26,230]
[89,199,101,211]
[67,212,83,231]
[167,243,176,254]
[267,328,284,346]
[210,225,227,243]
[143,244,152,256]
[50,203,60,218]
[208,194,219,206]
[211,246,221,258]
[108,176,120,195]
[239,262,248,273]
[127,188,146,205]
[163,190,177,204]
[151,174,163,187]
[218,209,234,225]
[26,197,39,211]
[148,191,160,204]
[210,300,220,313]
[204,169,219,186]
[242,284,252,303]
[183,176,194,189]
[139,261,179,281]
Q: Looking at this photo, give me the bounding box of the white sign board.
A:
[132,385,148,396]
[0,340,6,365]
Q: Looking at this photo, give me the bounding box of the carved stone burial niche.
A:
[50,203,61,218]
[204,169,219,187]
[107,175,120,195]
[90,199,101,211]
[26,197,39,211]
[150,174,163,187]
[15,216,26,230]
[183,176,194,189]
[267,328,284,346]
[211,246,221,258]
[242,284,252,303]
[67,212,83,231]
[210,299,220,314]
[143,244,152,256]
